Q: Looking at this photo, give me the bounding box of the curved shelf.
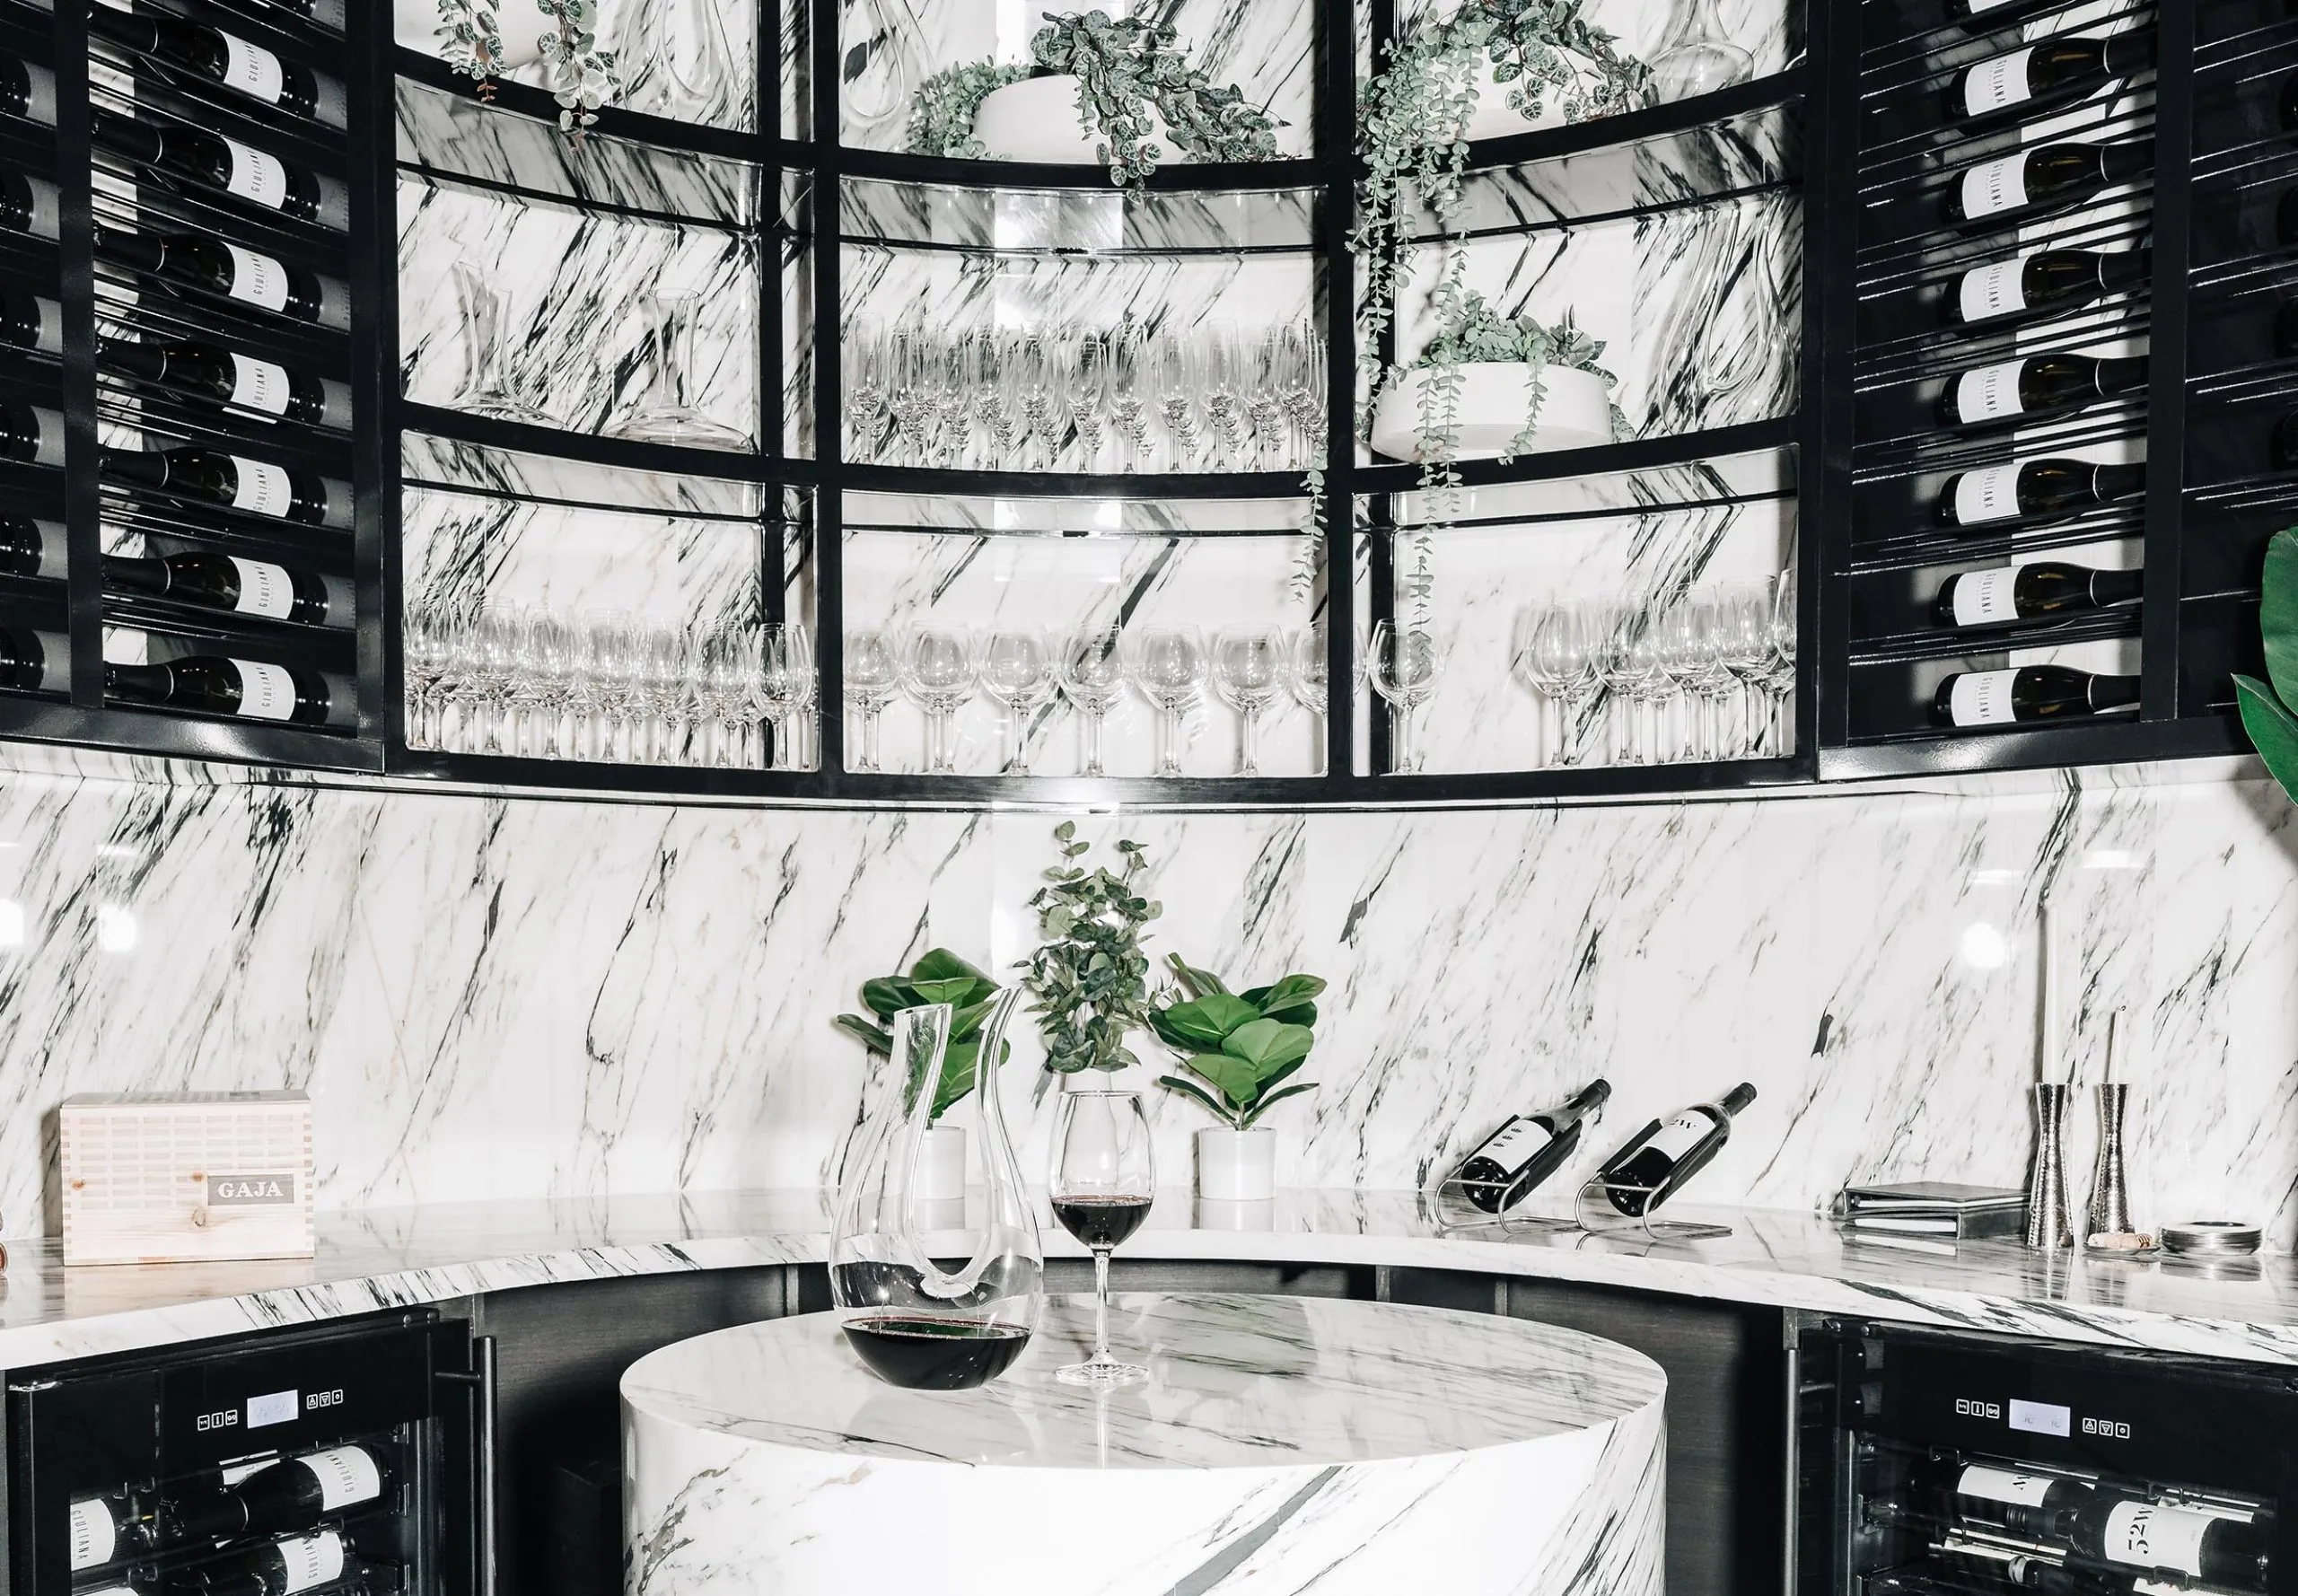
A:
[1458,66,1807,172]
[839,461,1315,506]
[391,49,781,168]
[1821,714,2241,783]
[836,145,1325,195]
[1354,417,1797,496]
[400,404,804,488]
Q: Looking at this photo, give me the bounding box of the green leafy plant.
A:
[1031,11,1279,189]
[1019,821,1161,1074]
[1150,954,1324,1130]
[2236,528,2298,802]
[1414,294,1627,460]
[832,949,1010,1123]
[537,0,621,135]
[905,60,1033,158]
[434,0,506,98]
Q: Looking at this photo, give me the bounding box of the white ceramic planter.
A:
[970,74,1181,165]
[1196,1127,1276,1202]
[393,0,548,67]
[1370,362,1615,462]
[916,1124,967,1203]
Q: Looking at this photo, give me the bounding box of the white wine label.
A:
[219,1457,279,1486]
[228,353,293,417]
[68,1498,117,1571]
[1964,48,2036,117]
[1965,0,2021,10]
[302,1445,383,1510]
[1950,671,2021,726]
[1478,1118,1556,1167]
[1639,1109,1715,1164]
[228,457,294,517]
[22,173,58,240]
[229,557,296,619]
[223,243,293,312]
[228,659,296,721]
[27,404,64,468]
[1960,153,2030,220]
[33,294,61,354]
[1958,1465,2057,1506]
[1956,360,2027,424]
[2101,1502,2215,1576]
[1952,463,2024,525]
[223,137,290,208]
[1952,567,2021,627]
[218,33,286,104]
[274,1531,346,1595]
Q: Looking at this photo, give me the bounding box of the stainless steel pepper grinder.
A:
[2025,1083,2074,1250]
[2087,1010,2133,1241]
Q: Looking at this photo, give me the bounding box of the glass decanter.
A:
[610,0,739,126]
[1649,0,1753,101]
[449,259,559,426]
[608,293,753,450]
[829,990,1044,1390]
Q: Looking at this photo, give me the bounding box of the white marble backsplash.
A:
[0,757,2294,1242]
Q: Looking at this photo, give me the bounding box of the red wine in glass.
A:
[840,1315,1032,1390]
[1052,1195,1153,1250]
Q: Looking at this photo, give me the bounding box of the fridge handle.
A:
[439,1334,499,1596]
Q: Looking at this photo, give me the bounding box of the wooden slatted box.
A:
[60,1092,316,1265]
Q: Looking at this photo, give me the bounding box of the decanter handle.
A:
[894,988,1025,1302]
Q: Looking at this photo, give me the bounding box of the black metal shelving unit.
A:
[0,0,2267,804]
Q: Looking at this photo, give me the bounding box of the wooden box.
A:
[61,1092,316,1265]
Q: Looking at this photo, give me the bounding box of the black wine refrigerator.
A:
[5,1310,496,1596]
[1790,1314,2298,1596]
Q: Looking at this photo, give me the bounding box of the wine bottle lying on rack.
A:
[169,1443,395,1539]
[1451,1080,1611,1214]
[1595,1083,1757,1217]
[1943,139,2153,232]
[2,168,59,240]
[105,653,353,727]
[1934,561,2142,627]
[2,47,55,125]
[1945,248,2149,332]
[101,336,352,431]
[1938,354,2147,431]
[1944,31,2154,128]
[96,225,351,331]
[176,1527,360,1596]
[68,1486,153,1571]
[1914,1456,2099,1538]
[1936,458,2146,529]
[90,110,347,231]
[1,515,66,579]
[104,549,351,627]
[0,626,66,694]
[2,286,59,356]
[2064,1495,2272,1592]
[0,401,65,469]
[89,7,345,128]
[98,444,352,530]
[1932,665,2140,727]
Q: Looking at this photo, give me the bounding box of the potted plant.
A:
[2237,529,2298,802]
[1371,294,1627,465]
[1150,955,1323,1202]
[414,0,620,131]
[1018,821,1162,1076]
[833,949,1010,1203]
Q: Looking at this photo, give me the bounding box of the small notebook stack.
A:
[1834,1181,2028,1243]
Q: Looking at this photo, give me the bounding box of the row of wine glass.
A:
[846,318,1326,474]
[402,604,815,769]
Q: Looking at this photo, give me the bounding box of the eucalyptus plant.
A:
[1413,294,1627,461]
[1151,955,1324,1131]
[2235,528,2298,803]
[1019,821,1162,1074]
[832,950,1010,1124]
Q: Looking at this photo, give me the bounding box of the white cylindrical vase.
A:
[971,74,1180,165]
[1195,1127,1276,1202]
[917,1124,967,1203]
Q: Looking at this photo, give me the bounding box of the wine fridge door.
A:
[1790,1315,2298,1596]
[4,1310,487,1596]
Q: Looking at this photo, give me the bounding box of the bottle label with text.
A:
[219,34,286,104]
[1638,1109,1716,1165]
[228,457,294,517]
[228,557,296,619]
[1955,361,2027,423]
[2101,1502,2215,1576]
[1949,671,2021,726]
[1477,1118,1553,1168]
[1959,259,2030,322]
[1964,48,2037,117]
[223,137,289,209]
[304,1445,383,1510]
[223,243,292,312]
[1952,567,2021,627]
[1952,463,2024,525]
[229,659,296,720]
[275,1532,347,1595]
[1958,1465,2057,1506]
[228,354,293,417]
[68,1499,116,1571]
[1960,153,2030,220]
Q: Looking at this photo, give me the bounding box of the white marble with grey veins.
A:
[621,1290,1666,1595]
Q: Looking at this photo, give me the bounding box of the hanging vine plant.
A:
[434,0,507,99]
[433,0,622,133]
[906,60,1033,158]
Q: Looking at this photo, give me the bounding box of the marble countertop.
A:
[621,1292,1669,1469]
[3,1188,2297,1371]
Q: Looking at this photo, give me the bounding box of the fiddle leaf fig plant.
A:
[2235,528,2298,802]
[1150,954,1325,1130]
[833,949,1009,1123]
[1020,822,1162,1074]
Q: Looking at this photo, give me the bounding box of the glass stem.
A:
[1093,1247,1112,1362]
[1083,706,1105,777]
[1239,703,1259,776]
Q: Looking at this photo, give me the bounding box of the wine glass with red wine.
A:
[1050,1091,1155,1388]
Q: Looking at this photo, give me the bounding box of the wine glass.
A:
[1285,624,1329,772]
[638,625,692,764]
[1367,618,1443,775]
[1065,329,1109,472]
[1152,330,1201,471]
[980,627,1055,774]
[1764,568,1798,756]
[846,313,891,462]
[1016,330,1063,471]
[966,329,1013,470]
[901,624,976,775]
[1057,625,1128,776]
[1516,601,1592,768]
[1126,625,1206,777]
[844,625,900,773]
[402,601,451,750]
[1200,319,1246,468]
[1048,1090,1154,1389]
[469,603,528,757]
[1108,324,1151,471]
[526,608,581,759]
[1718,579,1777,758]
[757,621,812,770]
[1212,625,1285,776]
[1276,317,1324,469]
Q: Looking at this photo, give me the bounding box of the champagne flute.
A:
[1057,625,1127,776]
[1049,1090,1154,1389]
[1066,329,1109,471]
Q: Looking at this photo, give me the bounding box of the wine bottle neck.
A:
[2094,355,2149,396]
[100,554,170,596]
[2092,461,2147,500]
[2099,29,2155,78]
[1718,1083,1758,1116]
[103,661,173,701]
[2086,673,2143,713]
[97,449,168,489]
[99,338,166,382]
[88,109,162,164]
[2096,248,2150,292]
[92,224,164,274]
[2097,137,2155,184]
[2087,566,2145,606]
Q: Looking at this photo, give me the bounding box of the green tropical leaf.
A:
[1219,1017,1313,1075]
[1157,1074,1241,1127]
[1160,994,1259,1047]
[1163,952,1230,997]
[911,948,991,985]
[930,1039,980,1122]
[2263,529,2298,713]
[1240,1081,1317,1129]
[2236,676,2298,805]
[833,1013,894,1055]
[860,977,915,1018]
[908,977,983,1009]
[1187,1051,1263,1109]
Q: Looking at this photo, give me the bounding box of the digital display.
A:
[2008,1398,2071,1437]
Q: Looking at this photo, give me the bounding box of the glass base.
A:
[606,408,755,451]
[1057,1356,1148,1388]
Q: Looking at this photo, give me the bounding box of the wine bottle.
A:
[1932,665,2141,727]
[177,1529,351,1596]
[1451,1080,1612,1214]
[89,110,348,231]
[1934,561,2143,627]
[95,225,351,331]
[99,445,352,530]
[101,336,352,431]
[1939,354,2148,431]
[2,48,56,125]
[1916,1455,2098,1537]
[1945,31,2154,127]
[104,550,350,627]
[0,626,67,693]
[1597,1083,1757,1217]
[2,515,67,579]
[1,402,66,469]
[2061,1495,2271,1592]
[168,1444,393,1541]
[1,287,60,356]
[2,169,59,240]
[1935,458,2146,529]
[1943,139,2153,231]
[105,653,349,726]
[1947,249,2148,331]
[68,1488,154,1572]
[89,9,345,128]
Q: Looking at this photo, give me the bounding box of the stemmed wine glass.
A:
[902,624,977,775]
[1057,626,1128,776]
[1127,625,1207,777]
[1286,624,1329,772]
[402,602,451,750]
[1212,626,1285,776]
[980,627,1055,774]
[1367,618,1443,776]
[1764,568,1798,755]
[1048,1090,1154,1389]
[1516,601,1592,768]
[1108,325,1151,471]
[1066,329,1109,471]
[845,626,900,773]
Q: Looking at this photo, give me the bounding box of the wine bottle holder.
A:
[1571,1176,1735,1242]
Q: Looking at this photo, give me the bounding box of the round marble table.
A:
[620,1292,1667,1596]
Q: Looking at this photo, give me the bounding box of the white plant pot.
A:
[393,0,548,69]
[916,1124,967,1204]
[1195,1127,1276,1202]
[1194,1197,1276,1232]
[970,74,1181,165]
[1370,362,1616,462]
